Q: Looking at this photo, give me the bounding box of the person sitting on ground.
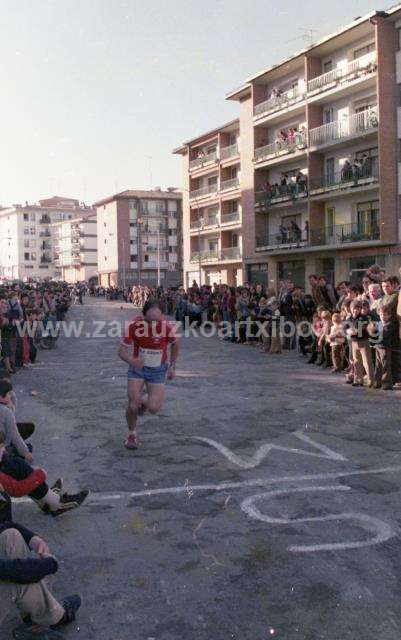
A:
[0,494,82,639]
[0,380,33,462]
[0,422,89,518]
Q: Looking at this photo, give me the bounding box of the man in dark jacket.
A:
[0,494,81,639]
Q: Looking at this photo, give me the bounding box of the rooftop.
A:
[93,188,182,207]
[173,118,240,154]
[226,5,401,99]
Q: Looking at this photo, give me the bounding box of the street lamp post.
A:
[197,214,204,287]
[156,227,160,287]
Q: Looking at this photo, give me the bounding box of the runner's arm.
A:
[118,342,143,368]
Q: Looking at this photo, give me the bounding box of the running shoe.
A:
[51,478,64,495]
[50,489,89,517]
[51,595,82,629]
[124,433,138,450]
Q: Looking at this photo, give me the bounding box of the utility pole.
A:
[157,227,160,287]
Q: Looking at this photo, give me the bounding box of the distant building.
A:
[174,119,243,287]
[94,189,182,288]
[0,196,94,281]
[53,214,98,283]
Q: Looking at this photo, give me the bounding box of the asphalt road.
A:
[4,297,401,640]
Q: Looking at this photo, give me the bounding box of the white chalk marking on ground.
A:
[193,430,346,469]
[241,486,395,553]
[15,464,401,505]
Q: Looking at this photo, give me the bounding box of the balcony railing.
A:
[190,250,219,262]
[311,222,380,246]
[189,150,218,170]
[309,109,378,147]
[220,143,239,161]
[221,211,240,224]
[39,231,51,237]
[220,177,240,191]
[309,165,379,195]
[190,248,242,262]
[256,231,308,251]
[190,214,219,230]
[189,184,218,199]
[254,86,305,119]
[254,132,307,162]
[255,183,308,210]
[220,246,241,260]
[39,216,51,224]
[256,220,380,251]
[307,51,377,96]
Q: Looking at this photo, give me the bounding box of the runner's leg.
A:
[145,382,166,415]
[127,379,145,435]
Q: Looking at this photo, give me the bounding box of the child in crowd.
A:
[317,310,333,368]
[269,300,282,354]
[329,313,346,373]
[346,300,374,387]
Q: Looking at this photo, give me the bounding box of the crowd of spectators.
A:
[0,281,87,637]
[142,264,399,392]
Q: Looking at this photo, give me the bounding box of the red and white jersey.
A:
[122,315,177,367]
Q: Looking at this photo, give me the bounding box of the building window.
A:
[356,200,379,234]
[144,255,149,262]
[104,239,107,244]
[24,252,30,261]
[24,240,29,248]
[353,42,374,59]
[31,252,37,261]
[23,213,29,221]
[247,263,268,287]
[130,254,137,261]
[323,60,333,73]
[24,228,29,235]
[397,27,401,52]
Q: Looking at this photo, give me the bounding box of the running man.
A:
[118,298,179,450]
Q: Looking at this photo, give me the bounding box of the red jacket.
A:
[0,469,46,497]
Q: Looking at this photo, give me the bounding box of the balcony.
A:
[254,86,305,119]
[220,246,242,261]
[309,109,378,148]
[309,165,379,198]
[220,143,239,161]
[220,211,240,225]
[256,230,308,251]
[310,222,380,246]
[39,230,51,237]
[39,215,51,224]
[254,132,307,163]
[307,51,377,97]
[40,255,52,264]
[189,184,218,199]
[189,150,218,171]
[255,183,308,211]
[220,177,240,191]
[256,221,380,252]
[190,214,219,231]
[190,247,242,262]
[190,250,219,263]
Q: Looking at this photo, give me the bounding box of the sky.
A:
[0,0,397,205]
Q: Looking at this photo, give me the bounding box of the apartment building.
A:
[0,196,92,281]
[176,7,401,290]
[174,120,243,287]
[94,189,182,288]
[53,214,98,283]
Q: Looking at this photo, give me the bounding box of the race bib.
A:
[139,347,163,368]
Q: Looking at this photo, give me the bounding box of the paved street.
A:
[4,297,401,640]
